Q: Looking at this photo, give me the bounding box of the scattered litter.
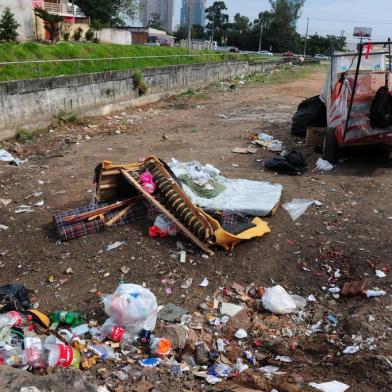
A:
[15,205,34,214]
[366,290,386,298]
[0,198,12,206]
[199,277,209,287]
[262,285,298,314]
[158,303,188,322]
[316,158,334,171]
[307,294,317,302]
[234,329,248,339]
[220,302,244,317]
[232,147,258,154]
[181,278,193,289]
[265,151,307,175]
[34,200,45,207]
[309,380,350,392]
[180,250,187,264]
[328,287,340,294]
[375,270,386,278]
[0,148,14,162]
[0,224,9,231]
[139,357,161,368]
[275,355,292,363]
[282,199,319,221]
[343,345,360,354]
[106,241,125,251]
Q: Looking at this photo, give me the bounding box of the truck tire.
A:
[322,127,338,163]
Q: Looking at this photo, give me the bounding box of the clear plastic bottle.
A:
[101,322,136,346]
[0,311,33,328]
[0,348,25,367]
[46,344,81,368]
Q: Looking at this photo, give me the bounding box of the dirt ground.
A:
[1,65,392,391]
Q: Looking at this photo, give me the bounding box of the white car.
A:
[258,50,273,56]
[314,54,329,60]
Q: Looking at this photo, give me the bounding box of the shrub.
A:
[15,129,33,143]
[92,37,100,44]
[85,28,94,42]
[73,27,83,41]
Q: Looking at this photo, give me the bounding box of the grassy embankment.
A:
[0,42,272,82]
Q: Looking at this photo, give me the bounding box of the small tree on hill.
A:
[34,7,64,44]
[0,7,20,42]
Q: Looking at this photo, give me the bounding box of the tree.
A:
[0,7,20,42]
[205,1,229,45]
[34,7,64,44]
[148,12,163,30]
[74,0,138,26]
[233,13,249,33]
[174,24,206,41]
[304,34,346,56]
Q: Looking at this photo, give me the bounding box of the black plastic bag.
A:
[0,284,31,313]
[291,95,327,136]
[370,86,392,128]
[265,151,307,175]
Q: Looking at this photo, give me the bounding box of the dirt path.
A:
[0,65,391,390]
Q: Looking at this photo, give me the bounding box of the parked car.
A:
[314,54,329,60]
[282,51,294,57]
[258,50,273,56]
[229,47,240,53]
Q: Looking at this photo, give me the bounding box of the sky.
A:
[173,0,392,43]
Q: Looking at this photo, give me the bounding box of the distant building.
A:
[139,0,174,33]
[180,0,206,27]
[289,0,300,28]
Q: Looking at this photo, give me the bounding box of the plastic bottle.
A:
[23,342,48,369]
[0,311,33,328]
[46,344,81,368]
[49,311,84,328]
[0,348,25,367]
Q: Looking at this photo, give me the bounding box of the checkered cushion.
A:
[53,200,158,241]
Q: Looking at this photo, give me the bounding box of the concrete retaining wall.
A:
[97,28,132,45]
[0,60,285,140]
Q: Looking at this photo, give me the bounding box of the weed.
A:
[182,88,197,97]
[133,70,148,96]
[54,110,87,126]
[15,128,33,143]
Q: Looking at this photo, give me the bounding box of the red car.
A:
[282,51,294,57]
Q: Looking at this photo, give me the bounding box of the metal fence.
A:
[0,53,258,82]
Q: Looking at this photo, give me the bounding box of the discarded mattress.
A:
[169,159,282,216]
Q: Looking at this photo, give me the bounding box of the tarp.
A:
[169,160,283,216]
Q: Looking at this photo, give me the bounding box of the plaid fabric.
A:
[53,200,158,241]
[209,210,256,235]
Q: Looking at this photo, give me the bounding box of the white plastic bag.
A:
[102,284,158,335]
[262,285,297,315]
[282,199,316,221]
[316,158,334,171]
[154,214,178,236]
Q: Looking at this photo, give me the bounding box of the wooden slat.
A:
[62,197,139,224]
[105,204,134,227]
[120,169,214,256]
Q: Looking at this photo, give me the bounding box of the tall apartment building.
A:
[180,0,206,28]
[139,0,174,33]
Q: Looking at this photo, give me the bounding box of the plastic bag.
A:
[316,158,333,171]
[262,285,297,315]
[139,171,156,194]
[102,284,158,335]
[154,214,178,236]
[282,199,315,221]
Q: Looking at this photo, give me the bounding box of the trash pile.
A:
[0,280,363,391]
[54,157,281,254]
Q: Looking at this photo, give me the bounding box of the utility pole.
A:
[303,17,309,57]
[258,20,264,53]
[187,0,192,54]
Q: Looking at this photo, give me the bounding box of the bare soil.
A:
[0,65,391,391]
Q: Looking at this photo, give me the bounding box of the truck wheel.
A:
[323,127,338,162]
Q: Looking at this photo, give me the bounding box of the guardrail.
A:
[0,53,257,82]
